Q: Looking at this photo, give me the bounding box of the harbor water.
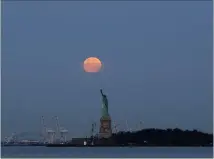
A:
[1,147,213,158]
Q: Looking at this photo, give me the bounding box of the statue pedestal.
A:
[99,116,112,139]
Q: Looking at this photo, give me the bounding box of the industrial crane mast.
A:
[91,122,96,137]
[54,116,60,140]
[113,122,119,133]
[54,116,68,143]
[41,116,47,143]
[139,121,143,130]
[126,120,132,132]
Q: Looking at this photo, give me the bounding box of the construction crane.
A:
[113,122,120,133]
[54,116,60,139]
[54,116,68,143]
[46,128,55,144]
[90,122,97,137]
[90,122,97,145]
[59,129,68,143]
[92,122,99,138]
[93,122,97,135]
[41,116,47,143]
[139,121,143,130]
[41,116,56,144]
[126,120,132,132]
[5,133,16,144]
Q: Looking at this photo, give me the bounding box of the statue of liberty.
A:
[100,89,109,118]
[99,89,112,139]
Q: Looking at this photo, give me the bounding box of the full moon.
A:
[83,57,102,73]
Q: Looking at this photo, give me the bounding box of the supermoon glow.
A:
[83,57,102,73]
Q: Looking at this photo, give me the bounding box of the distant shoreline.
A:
[45,144,213,147]
[2,128,213,147]
[2,144,213,147]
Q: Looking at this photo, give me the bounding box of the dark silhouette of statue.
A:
[100,89,109,117]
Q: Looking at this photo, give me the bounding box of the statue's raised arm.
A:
[100,89,104,96]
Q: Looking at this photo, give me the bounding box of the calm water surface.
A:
[1,147,213,158]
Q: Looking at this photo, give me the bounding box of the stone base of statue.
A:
[99,115,112,139]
